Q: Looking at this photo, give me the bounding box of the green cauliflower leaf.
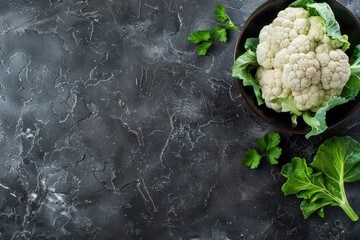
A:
[232,38,263,105]
[281,136,360,221]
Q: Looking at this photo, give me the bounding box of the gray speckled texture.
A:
[0,0,359,239]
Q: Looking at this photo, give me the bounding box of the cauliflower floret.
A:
[315,43,334,55]
[257,42,276,69]
[308,16,326,42]
[282,52,321,92]
[274,35,316,68]
[273,17,294,29]
[274,49,290,69]
[257,7,310,69]
[256,67,290,112]
[323,88,343,103]
[317,48,350,90]
[321,35,345,50]
[287,35,316,54]
[294,18,310,35]
[292,84,325,111]
[277,7,310,21]
[258,25,272,41]
[257,26,297,69]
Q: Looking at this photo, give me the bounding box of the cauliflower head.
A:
[256,7,350,113]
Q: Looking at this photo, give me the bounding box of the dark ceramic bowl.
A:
[234,0,360,134]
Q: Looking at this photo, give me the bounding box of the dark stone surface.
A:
[0,0,359,239]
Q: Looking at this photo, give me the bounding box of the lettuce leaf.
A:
[282,136,360,221]
[232,38,264,105]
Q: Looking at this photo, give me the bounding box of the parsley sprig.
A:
[243,132,282,169]
[188,4,238,56]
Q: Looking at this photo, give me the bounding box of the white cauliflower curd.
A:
[256,7,350,112]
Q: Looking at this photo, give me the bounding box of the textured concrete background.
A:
[0,0,359,239]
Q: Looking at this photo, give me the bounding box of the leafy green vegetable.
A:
[350,44,360,66]
[244,38,259,51]
[256,132,282,165]
[306,3,350,51]
[267,147,282,165]
[214,4,228,23]
[242,132,282,168]
[214,4,238,31]
[342,44,360,99]
[225,21,238,31]
[270,98,301,116]
[289,0,314,8]
[188,30,212,44]
[271,98,302,126]
[188,4,238,56]
[302,97,348,138]
[197,41,213,56]
[232,38,263,105]
[212,26,227,43]
[243,148,262,169]
[281,136,360,221]
[256,132,281,151]
[342,75,360,100]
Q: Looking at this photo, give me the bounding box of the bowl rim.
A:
[233,0,360,135]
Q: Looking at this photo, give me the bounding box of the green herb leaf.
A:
[303,97,348,138]
[197,41,212,56]
[214,4,238,30]
[268,147,282,165]
[256,138,267,152]
[256,132,281,152]
[188,4,238,56]
[214,4,227,23]
[289,0,314,8]
[244,132,282,168]
[225,21,238,31]
[243,148,262,169]
[212,26,227,43]
[188,30,212,44]
[232,38,264,105]
[282,136,360,221]
[306,3,350,50]
[260,132,282,165]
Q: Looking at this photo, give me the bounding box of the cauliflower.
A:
[232,0,360,138]
[256,7,350,113]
